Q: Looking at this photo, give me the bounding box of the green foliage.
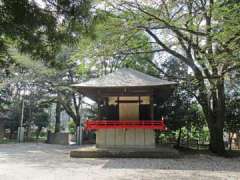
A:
[0,0,94,71]
[159,58,200,130]
[4,102,21,132]
[3,99,50,135]
[8,49,56,76]
[225,90,240,133]
[214,1,240,62]
[68,119,76,135]
[156,57,208,145]
[1,0,59,62]
[71,12,157,76]
[33,111,50,129]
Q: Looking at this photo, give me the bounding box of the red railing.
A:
[84,120,167,131]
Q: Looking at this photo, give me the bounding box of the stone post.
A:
[17,127,24,142]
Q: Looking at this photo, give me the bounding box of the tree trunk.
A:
[199,77,226,155]
[26,98,32,141]
[74,113,81,127]
[207,78,226,155]
[75,116,81,144]
[208,122,225,154]
[176,128,182,148]
[36,126,42,141]
[55,101,61,133]
[9,128,14,139]
[187,121,191,148]
[229,132,232,151]
[0,120,5,139]
[26,126,31,141]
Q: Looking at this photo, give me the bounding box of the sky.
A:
[33,0,46,8]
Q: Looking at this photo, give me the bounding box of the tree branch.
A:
[144,28,204,80]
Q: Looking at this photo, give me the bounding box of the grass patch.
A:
[0,138,17,144]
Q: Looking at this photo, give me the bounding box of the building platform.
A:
[70,145,180,158]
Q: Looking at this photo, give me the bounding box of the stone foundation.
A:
[47,132,70,145]
[96,129,155,148]
[70,145,180,158]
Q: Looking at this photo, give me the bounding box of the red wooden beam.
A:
[84,120,167,131]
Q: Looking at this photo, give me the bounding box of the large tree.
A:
[94,0,240,154]
[0,0,93,69]
[0,0,95,135]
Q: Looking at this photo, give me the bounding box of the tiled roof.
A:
[72,68,176,88]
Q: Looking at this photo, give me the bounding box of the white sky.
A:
[33,0,46,8]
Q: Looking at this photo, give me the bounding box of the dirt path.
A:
[0,143,239,180]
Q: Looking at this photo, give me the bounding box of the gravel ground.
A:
[0,143,240,180]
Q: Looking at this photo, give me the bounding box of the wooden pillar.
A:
[97,99,102,120]
[150,95,154,120]
[97,89,103,120]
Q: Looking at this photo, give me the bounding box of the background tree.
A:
[0,50,55,139]
[225,72,240,150]
[34,111,50,140]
